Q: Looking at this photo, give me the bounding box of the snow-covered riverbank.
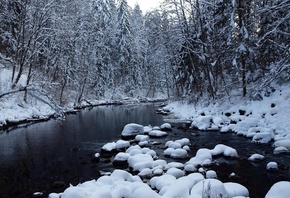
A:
[165,84,290,154]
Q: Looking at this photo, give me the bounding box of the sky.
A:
[127,0,162,12]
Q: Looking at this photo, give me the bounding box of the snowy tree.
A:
[91,0,118,98]
[116,0,133,93]
[0,0,54,90]
[256,0,290,90]
[130,5,145,90]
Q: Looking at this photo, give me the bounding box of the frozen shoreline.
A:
[164,84,290,154]
[0,97,167,131]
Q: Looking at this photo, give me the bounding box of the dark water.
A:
[0,104,164,198]
[0,104,289,198]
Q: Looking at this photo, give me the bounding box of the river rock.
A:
[121,123,144,138]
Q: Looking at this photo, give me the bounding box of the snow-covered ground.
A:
[0,67,166,128]
[2,63,290,197]
[165,84,290,154]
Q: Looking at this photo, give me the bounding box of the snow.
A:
[265,181,290,198]
[267,162,278,171]
[248,153,265,161]
[206,170,217,179]
[224,182,249,197]
[121,123,144,137]
[160,123,171,130]
[165,84,290,153]
[149,130,167,137]
[49,129,254,198]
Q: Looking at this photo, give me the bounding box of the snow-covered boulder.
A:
[128,153,154,172]
[190,179,228,197]
[116,140,130,150]
[206,170,217,179]
[160,123,172,131]
[170,148,188,159]
[267,162,278,171]
[273,146,289,154]
[248,154,265,161]
[102,142,116,152]
[121,123,144,137]
[224,182,249,197]
[273,139,290,149]
[135,135,149,142]
[150,174,176,191]
[210,144,239,158]
[265,181,290,198]
[149,130,167,138]
[166,167,185,178]
[191,115,212,130]
[252,132,274,143]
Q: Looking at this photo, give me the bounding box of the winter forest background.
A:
[0,0,289,107]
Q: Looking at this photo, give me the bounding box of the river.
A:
[0,103,289,198]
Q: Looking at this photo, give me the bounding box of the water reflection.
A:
[0,103,164,197]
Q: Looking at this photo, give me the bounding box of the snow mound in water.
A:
[121,123,144,137]
[265,181,290,198]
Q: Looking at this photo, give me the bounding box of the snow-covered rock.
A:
[101,142,117,152]
[210,144,239,158]
[190,179,228,197]
[149,130,167,137]
[265,181,290,198]
[206,170,217,179]
[166,167,185,178]
[266,162,278,171]
[121,123,144,137]
[116,140,130,150]
[248,154,265,161]
[224,182,249,197]
[191,115,212,130]
[273,146,289,154]
[160,123,172,131]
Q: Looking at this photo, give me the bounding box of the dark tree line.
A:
[0,0,289,107]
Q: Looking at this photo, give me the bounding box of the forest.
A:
[0,0,289,107]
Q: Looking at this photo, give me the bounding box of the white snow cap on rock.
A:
[265,181,290,198]
[248,153,265,161]
[121,123,144,137]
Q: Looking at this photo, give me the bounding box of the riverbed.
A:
[0,103,289,198]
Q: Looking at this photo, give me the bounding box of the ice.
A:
[265,181,290,198]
